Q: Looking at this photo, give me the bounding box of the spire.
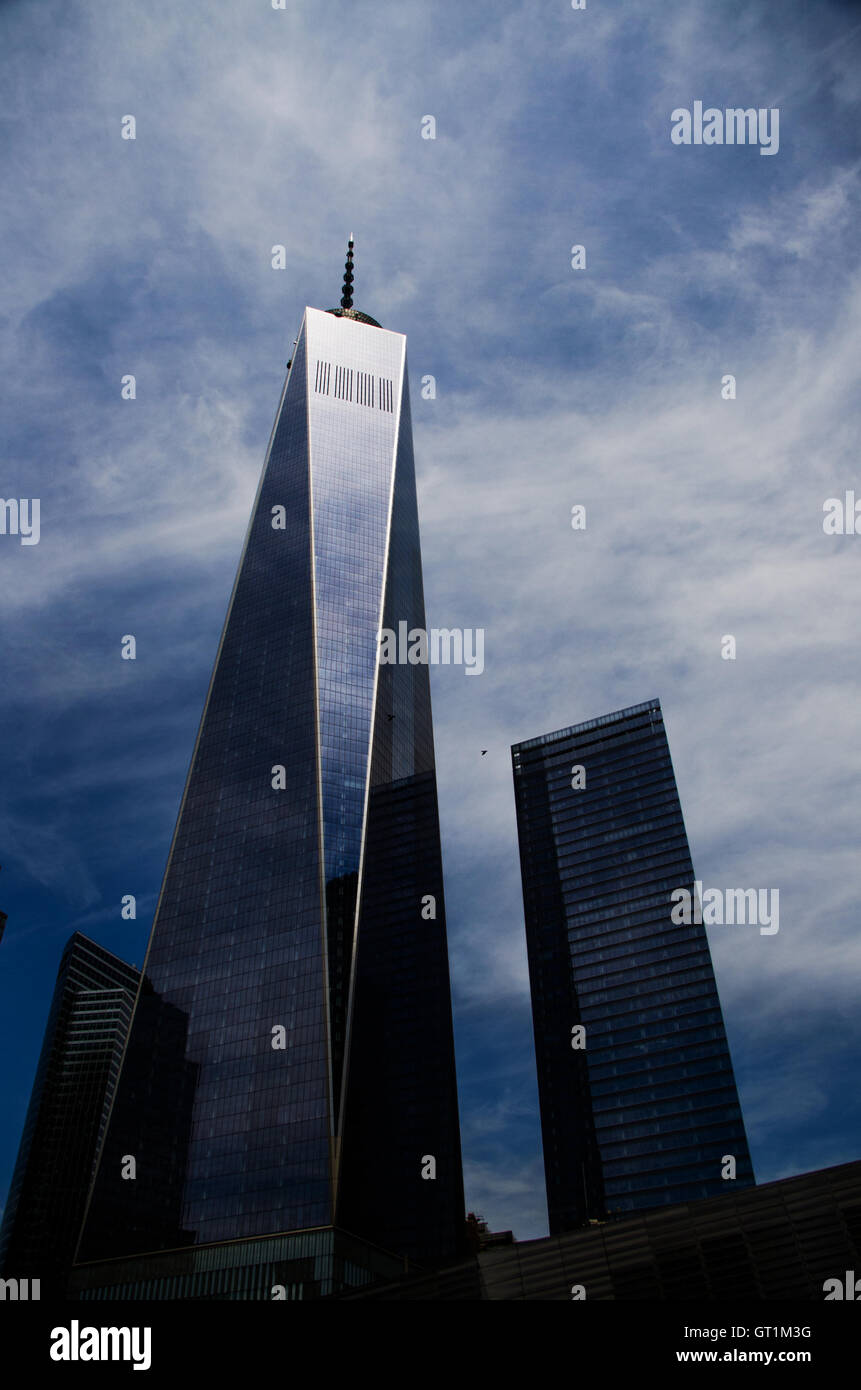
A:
[326,236,382,328]
[340,235,354,310]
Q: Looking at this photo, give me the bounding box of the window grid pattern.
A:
[81,320,331,1256]
[78,308,464,1273]
[512,699,754,1234]
[0,934,139,1294]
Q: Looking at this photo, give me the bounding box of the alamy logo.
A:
[1,497,40,544]
[671,102,779,155]
[670,882,779,935]
[50,1321,151,1372]
[823,492,861,534]
[377,623,485,675]
[823,1271,861,1300]
[0,1277,40,1300]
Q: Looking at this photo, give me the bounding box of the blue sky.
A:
[2,0,861,1241]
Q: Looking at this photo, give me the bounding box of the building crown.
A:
[326,236,382,328]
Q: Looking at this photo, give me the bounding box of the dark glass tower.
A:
[511,698,754,1235]
[74,247,464,1295]
[0,933,139,1297]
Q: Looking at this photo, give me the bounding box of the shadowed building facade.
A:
[0,933,139,1297]
[341,1159,861,1301]
[73,245,464,1298]
[511,699,754,1234]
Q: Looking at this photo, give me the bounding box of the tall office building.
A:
[0,933,139,1297]
[511,698,754,1234]
[73,243,464,1298]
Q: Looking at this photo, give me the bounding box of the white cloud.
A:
[2,0,861,1240]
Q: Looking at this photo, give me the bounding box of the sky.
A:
[2,0,861,1243]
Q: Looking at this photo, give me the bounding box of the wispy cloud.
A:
[2,0,860,1238]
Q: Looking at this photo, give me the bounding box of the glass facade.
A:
[0,933,139,1297]
[71,1227,404,1301]
[76,305,464,1283]
[511,699,754,1234]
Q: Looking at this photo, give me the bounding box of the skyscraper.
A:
[0,933,139,1297]
[511,698,754,1234]
[73,243,464,1297]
